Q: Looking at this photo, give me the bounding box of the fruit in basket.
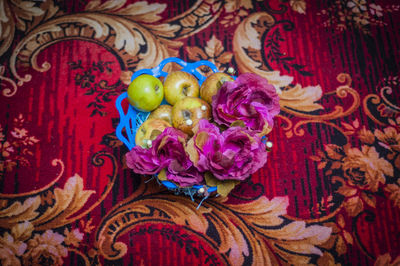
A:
[127,74,164,112]
[148,105,173,125]
[163,71,200,105]
[200,72,234,104]
[172,97,211,135]
[135,118,171,148]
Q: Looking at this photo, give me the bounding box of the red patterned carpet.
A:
[1,0,400,265]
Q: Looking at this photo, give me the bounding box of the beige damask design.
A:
[186,35,233,73]
[233,12,329,113]
[289,0,306,14]
[310,121,400,213]
[0,175,90,265]
[374,253,400,266]
[95,179,331,265]
[0,0,59,57]
[0,114,39,178]
[317,1,399,34]
[232,11,361,141]
[0,150,117,265]
[3,0,383,264]
[4,0,224,89]
[0,65,18,97]
[363,76,400,127]
[0,174,94,229]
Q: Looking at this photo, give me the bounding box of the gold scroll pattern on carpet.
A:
[232,12,361,133]
[95,179,331,265]
[3,0,397,265]
[3,0,224,89]
[0,151,117,265]
[363,77,400,126]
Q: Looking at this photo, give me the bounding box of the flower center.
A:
[39,254,55,265]
[346,167,367,186]
[386,138,397,146]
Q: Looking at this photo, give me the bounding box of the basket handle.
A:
[115,92,135,150]
[130,57,219,85]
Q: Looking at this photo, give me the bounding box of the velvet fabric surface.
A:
[0,0,399,265]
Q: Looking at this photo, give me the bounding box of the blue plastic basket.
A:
[115,57,225,203]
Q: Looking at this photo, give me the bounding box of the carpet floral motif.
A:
[0,0,399,265]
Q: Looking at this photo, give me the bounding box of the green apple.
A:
[127,74,164,112]
[164,71,200,105]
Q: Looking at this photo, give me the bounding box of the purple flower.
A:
[165,166,204,187]
[126,127,204,187]
[212,73,280,136]
[186,119,222,172]
[126,145,164,175]
[187,119,268,180]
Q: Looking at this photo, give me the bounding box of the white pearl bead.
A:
[147,139,152,148]
[266,141,273,148]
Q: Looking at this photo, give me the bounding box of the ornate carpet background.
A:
[1,0,400,265]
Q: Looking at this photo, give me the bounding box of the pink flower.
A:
[212,73,280,136]
[126,127,204,187]
[187,120,268,180]
[164,166,204,187]
[186,120,222,172]
[126,144,165,175]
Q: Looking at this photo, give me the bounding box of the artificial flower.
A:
[126,127,203,187]
[187,119,268,180]
[212,73,280,136]
[164,166,204,187]
[126,144,165,175]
